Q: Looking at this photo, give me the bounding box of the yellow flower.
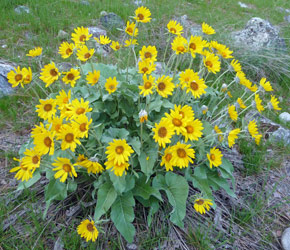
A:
[248,83,258,92]
[22,148,42,170]
[105,77,118,94]
[94,35,111,45]
[10,158,33,182]
[139,74,155,96]
[188,36,208,57]
[134,6,151,23]
[228,128,240,148]
[270,95,281,111]
[152,118,175,148]
[71,26,92,45]
[7,66,25,88]
[155,75,175,98]
[105,160,130,177]
[212,43,233,58]
[230,59,242,72]
[185,73,207,98]
[105,139,134,165]
[214,125,224,142]
[64,98,92,120]
[207,147,223,168]
[203,52,221,74]
[139,109,148,123]
[255,94,264,113]
[138,60,156,75]
[202,22,215,35]
[165,109,189,135]
[26,47,42,57]
[124,39,138,47]
[110,41,121,51]
[36,98,57,121]
[179,69,195,89]
[125,21,138,37]
[39,62,60,87]
[86,70,100,86]
[56,89,71,109]
[77,154,88,166]
[77,219,99,242]
[58,42,74,59]
[76,45,94,62]
[31,122,47,138]
[161,146,174,171]
[139,45,158,62]
[167,20,183,35]
[260,77,273,92]
[201,105,208,114]
[181,119,204,142]
[53,157,77,183]
[228,105,238,121]
[50,116,63,135]
[171,36,188,54]
[194,198,213,214]
[254,134,262,145]
[175,105,195,121]
[171,142,195,168]
[62,68,81,87]
[81,158,104,174]
[34,129,55,155]
[72,114,92,138]
[22,67,32,84]
[237,98,246,109]
[248,120,259,138]
[56,124,81,152]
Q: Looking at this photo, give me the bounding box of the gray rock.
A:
[238,2,251,8]
[282,228,290,250]
[58,62,73,71]
[133,0,143,5]
[232,17,287,51]
[277,7,290,13]
[174,15,202,37]
[80,0,90,5]
[279,112,290,123]
[126,243,138,250]
[14,5,30,14]
[1,44,7,49]
[284,15,290,23]
[272,127,290,145]
[0,63,16,98]
[88,26,107,38]
[53,237,64,250]
[57,30,69,39]
[154,62,163,75]
[100,12,125,31]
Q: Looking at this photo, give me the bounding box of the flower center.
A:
[67,73,75,80]
[137,13,144,20]
[66,48,72,55]
[177,148,186,158]
[79,34,86,42]
[195,199,204,205]
[179,111,185,118]
[205,61,213,68]
[55,124,61,132]
[63,97,69,104]
[177,46,185,52]
[144,82,152,89]
[186,125,194,133]
[144,52,152,58]
[79,123,87,132]
[44,137,52,147]
[84,53,91,59]
[32,155,39,164]
[109,84,115,90]
[21,164,28,171]
[190,81,199,91]
[158,127,167,138]
[63,163,71,172]
[44,104,52,112]
[142,67,148,73]
[170,27,177,33]
[127,27,133,33]
[158,82,166,91]
[65,133,74,143]
[210,154,215,161]
[15,74,23,81]
[172,118,182,127]
[87,223,95,232]
[115,45,120,50]
[165,153,172,162]
[115,146,124,154]
[76,107,85,115]
[50,69,58,77]
[189,43,196,50]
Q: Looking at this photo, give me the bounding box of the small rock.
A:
[232,17,287,51]
[0,62,16,98]
[282,228,290,250]
[2,44,7,48]
[279,112,290,123]
[126,243,138,250]
[133,0,143,5]
[88,26,107,38]
[238,2,251,8]
[272,127,290,145]
[14,5,30,14]
[154,62,163,75]
[53,237,64,250]
[277,7,290,13]
[100,12,125,31]
[284,15,290,23]
[58,62,73,71]
[57,30,69,39]
[80,0,90,5]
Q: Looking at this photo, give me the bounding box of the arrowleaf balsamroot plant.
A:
[7,6,282,243]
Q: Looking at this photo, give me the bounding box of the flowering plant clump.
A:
[8,6,282,243]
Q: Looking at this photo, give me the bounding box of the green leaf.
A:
[94,182,117,221]
[111,192,135,243]
[129,137,141,156]
[147,198,160,226]
[17,171,41,190]
[202,121,213,136]
[109,172,126,194]
[153,173,189,228]
[138,149,158,177]
[101,127,129,144]
[191,176,213,199]
[194,166,207,179]
[208,172,236,198]
[45,179,67,202]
